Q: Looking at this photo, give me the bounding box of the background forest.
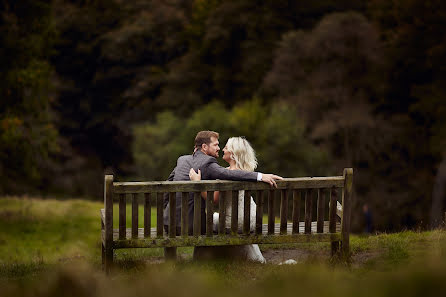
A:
[1,0,446,232]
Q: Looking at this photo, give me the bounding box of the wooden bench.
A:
[101,168,353,272]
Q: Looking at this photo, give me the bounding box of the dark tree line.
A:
[1,0,445,230]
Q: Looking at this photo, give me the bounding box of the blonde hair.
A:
[226,137,257,172]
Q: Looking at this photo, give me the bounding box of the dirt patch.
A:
[262,248,330,264]
[142,248,382,266]
[263,248,383,266]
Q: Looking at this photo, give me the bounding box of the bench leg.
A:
[102,243,105,270]
[331,241,340,257]
[341,239,350,261]
[164,247,177,261]
[104,246,113,274]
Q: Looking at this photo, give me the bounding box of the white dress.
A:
[212,190,266,263]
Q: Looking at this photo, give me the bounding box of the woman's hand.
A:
[189,168,201,181]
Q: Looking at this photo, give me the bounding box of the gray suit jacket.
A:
[163,150,258,235]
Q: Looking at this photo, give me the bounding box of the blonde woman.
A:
[189,137,266,263]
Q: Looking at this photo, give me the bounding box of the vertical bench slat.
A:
[231,190,238,235]
[329,187,340,255]
[329,188,337,233]
[156,193,163,237]
[144,193,151,238]
[305,189,312,234]
[268,190,275,235]
[193,192,201,236]
[292,190,301,234]
[181,192,188,237]
[119,193,126,240]
[256,190,263,235]
[280,189,288,235]
[169,192,176,238]
[243,190,251,235]
[317,189,325,233]
[101,225,105,270]
[132,193,138,238]
[206,191,214,236]
[218,191,226,234]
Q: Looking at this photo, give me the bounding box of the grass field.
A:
[1,197,446,297]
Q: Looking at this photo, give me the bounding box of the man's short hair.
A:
[195,131,219,149]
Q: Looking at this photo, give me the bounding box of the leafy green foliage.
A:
[0,0,59,193]
[262,9,446,230]
[264,11,383,155]
[365,0,446,229]
[162,0,367,108]
[133,100,329,180]
[132,111,187,181]
[1,196,446,297]
[2,0,446,231]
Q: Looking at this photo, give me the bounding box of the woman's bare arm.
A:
[213,191,219,204]
[189,168,220,203]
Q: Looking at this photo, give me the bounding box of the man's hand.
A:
[261,173,283,188]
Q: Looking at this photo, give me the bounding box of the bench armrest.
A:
[100,208,105,226]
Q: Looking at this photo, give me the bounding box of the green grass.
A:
[1,196,446,297]
[0,197,102,264]
[0,196,283,272]
[0,197,186,277]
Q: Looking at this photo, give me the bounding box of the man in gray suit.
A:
[163,130,282,236]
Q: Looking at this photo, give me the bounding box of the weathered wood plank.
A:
[113,177,345,194]
[218,191,226,234]
[329,187,339,256]
[101,207,105,267]
[280,189,288,235]
[164,247,177,260]
[111,221,340,241]
[181,192,188,237]
[169,192,176,238]
[119,194,126,240]
[317,189,325,233]
[329,188,337,234]
[100,209,105,227]
[193,192,201,236]
[256,190,263,235]
[156,193,163,237]
[268,190,275,235]
[113,231,342,249]
[101,242,105,270]
[292,190,300,234]
[305,189,312,234]
[206,191,214,236]
[104,175,114,273]
[341,168,353,258]
[243,190,251,235]
[144,193,151,238]
[106,171,352,263]
[132,193,138,238]
[231,190,238,235]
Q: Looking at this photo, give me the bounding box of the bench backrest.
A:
[104,168,352,251]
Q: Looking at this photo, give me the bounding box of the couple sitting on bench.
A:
[162,131,282,262]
